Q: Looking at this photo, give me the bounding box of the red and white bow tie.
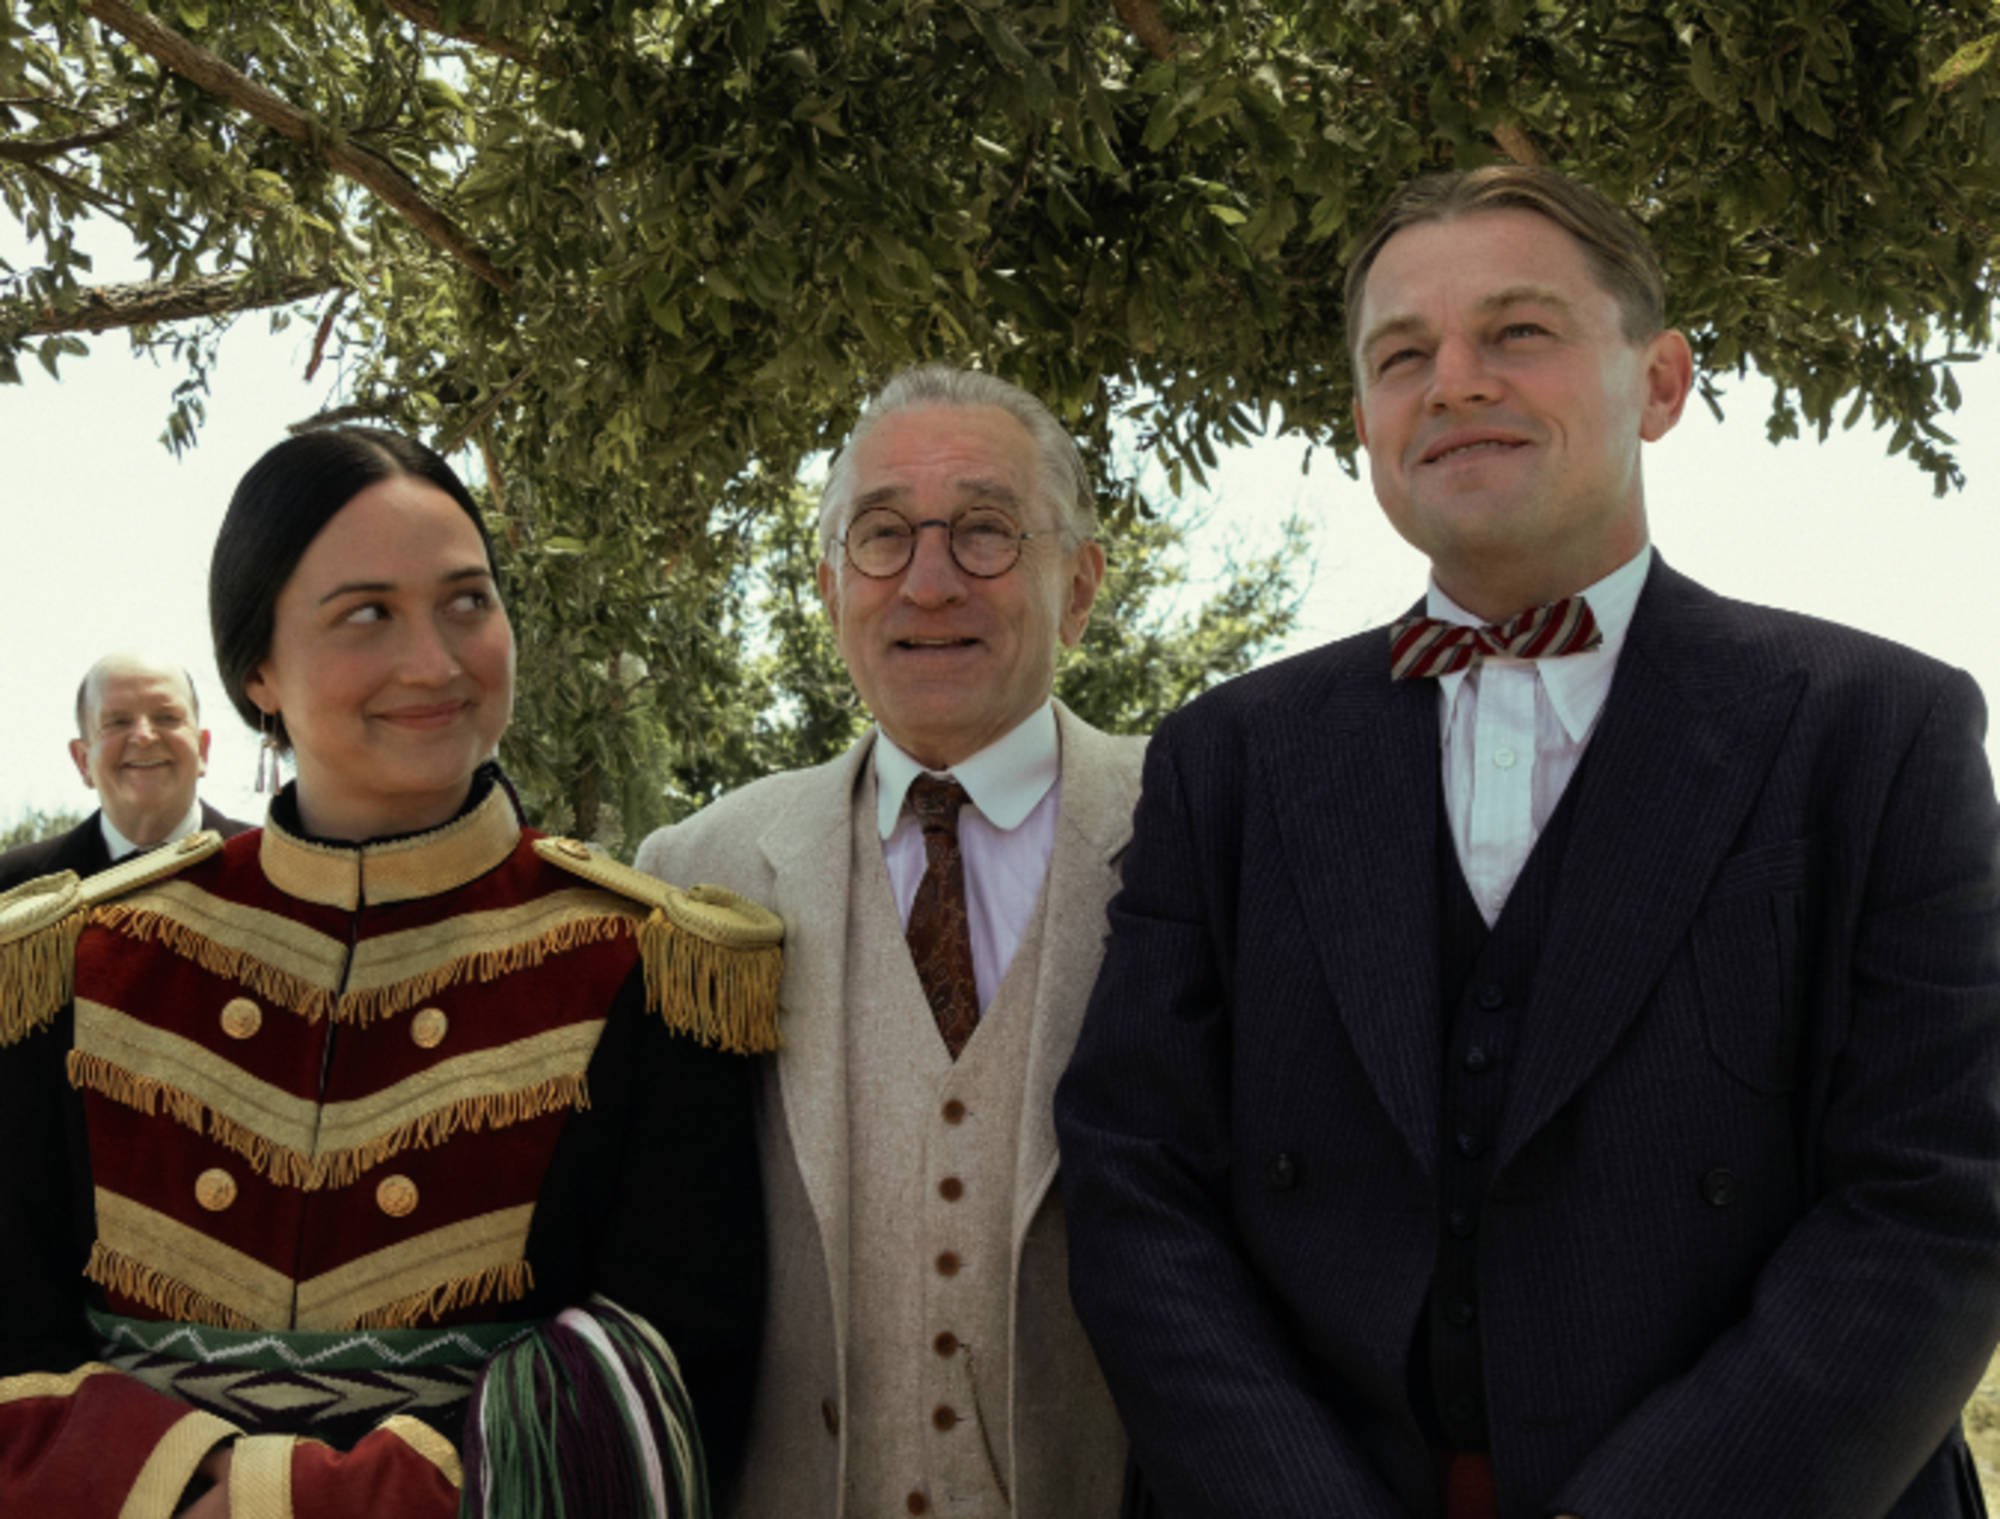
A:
[1390,595,1603,681]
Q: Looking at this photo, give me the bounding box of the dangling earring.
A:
[255,711,283,794]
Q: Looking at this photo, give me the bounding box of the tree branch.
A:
[77,0,514,293]
[438,364,534,455]
[1111,0,1180,60]
[1491,123,1544,165]
[288,397,404,433]
[0,118,135,164]
[379,0,565,75]
[3,268,342,335]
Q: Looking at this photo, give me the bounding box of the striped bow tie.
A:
[1390,595,1603,681]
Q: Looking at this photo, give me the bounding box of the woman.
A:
[0,429,781,1517]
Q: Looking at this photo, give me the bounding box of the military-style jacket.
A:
[0,778,781,1519]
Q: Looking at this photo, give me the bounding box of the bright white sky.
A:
[2,227,1996,830]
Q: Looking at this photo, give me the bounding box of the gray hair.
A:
[75,652,202,739]
[817,365,1098,566]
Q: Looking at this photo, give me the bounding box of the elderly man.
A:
[0,650,247,892]
[1057,165,2000,1519]
[637,364,1141,1518]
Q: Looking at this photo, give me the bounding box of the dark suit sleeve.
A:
[1555,667,2000,1518]
[1055,719,1410,1519]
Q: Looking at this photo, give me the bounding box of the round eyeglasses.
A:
[839,506,1049,580]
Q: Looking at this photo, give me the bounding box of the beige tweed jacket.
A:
[634,702,1143,1519]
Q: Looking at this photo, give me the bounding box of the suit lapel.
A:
[757,735,873,1302]
[1013,707,1142,1242]
[1497,562,1805,1167]
[1266,646,1445,1178]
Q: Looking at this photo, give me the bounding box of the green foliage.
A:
[0,805,87,852]
[5,0,1997,832]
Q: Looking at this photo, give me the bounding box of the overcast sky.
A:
[3,227,1996,831]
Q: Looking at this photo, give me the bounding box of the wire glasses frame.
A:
[839,506,1052,580]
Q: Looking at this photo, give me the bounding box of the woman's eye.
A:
[342,603,386,625]
[448,590,490,614]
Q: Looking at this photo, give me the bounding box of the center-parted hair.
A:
[208,427,500,750]
[1344,165,1668,358]
[818,365,1098,566]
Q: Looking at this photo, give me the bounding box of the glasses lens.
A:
[952,510,1022,576]
[847,509,914,577]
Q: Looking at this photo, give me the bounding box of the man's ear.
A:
[69,738,96,791]
[196,728,212,777]
[1639,329,1694,443]
[1059,540,1108,648]
[815,558,840,637]
[1352,397,1371,452]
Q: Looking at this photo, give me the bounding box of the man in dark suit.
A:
[0,650,247,891]
[1055,165,2000,1519]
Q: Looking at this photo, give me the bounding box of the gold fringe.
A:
[339,914,631,1027]
[92,904,640,1029]
[66,1052,590,1191]
[92,904,336,1022]
[640,912,784,1054]
[84,1240,253,1331]
[348,1258,534,1330]
[0,910,86,1047]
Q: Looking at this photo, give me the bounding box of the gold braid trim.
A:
[0,909,86,1046]
[67,1050,590,1191]
[340,913,630,1027]
[84,1240,254,1330]
[92,903,337,1022]
[348,1258,534,1330]
[91,904,634,1028]
[641,906,784,1054]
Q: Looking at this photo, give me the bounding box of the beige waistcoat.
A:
[845,794,1048,1517]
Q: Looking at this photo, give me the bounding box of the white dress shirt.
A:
[875,701,1061,1014]
[1432,546,1651,925]
[100,797,206,863]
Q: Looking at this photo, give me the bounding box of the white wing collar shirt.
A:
[1432,544,1651,925]
[99,797,206,863]
[874,700,1062,1015]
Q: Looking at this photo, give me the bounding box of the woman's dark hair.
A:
[209,427,500,748]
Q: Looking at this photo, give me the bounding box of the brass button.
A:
[376,1175,419,1217]
[931,1404,957,1431]
[410,1007,449,1049]
[556,838,592,860]
[820,1397,839,1435]
[935,1250,960,1277]
[938,1176,964,1201]
[905,1494,928,1516]
[219,997,262,1040]
[195,1169,237,1211]
[941,1099,966,1124]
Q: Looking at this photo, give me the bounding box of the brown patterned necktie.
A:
[1389,595,1602,680]
[905,774,979,1059]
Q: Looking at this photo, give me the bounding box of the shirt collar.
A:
[874,701,1061,839]
[1428,543,1652,744]
[100,797,205,862]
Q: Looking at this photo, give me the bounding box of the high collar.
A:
[100,797,205,863]
[872,700,1061,839]
[257,777,523,912]
[1430,543,1652,745]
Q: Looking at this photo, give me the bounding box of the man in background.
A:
[638,364,1140,1518]
[0,649,247,891]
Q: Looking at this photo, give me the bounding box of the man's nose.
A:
[899,521,968,604]
[1428,333,1498,410]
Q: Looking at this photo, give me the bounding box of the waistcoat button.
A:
[219,998,262,1040]
[1455,1132,1484,1160]
[1701,1168,1741,1207]
[933,1331,958,1356]
[1463,1045,1491,1073]
[932,1405,958,1430]
[938,1176,964,1201]
[1265,1153,1297,1191]
[1477,983,1505,1010]
[935,1251,961,1277]
[195,1169,237,1211]
[906,1492,929,1514]
[941,1099,967,1124]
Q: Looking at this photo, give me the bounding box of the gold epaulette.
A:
[534,837,784,1054]
[0,831,226,1047]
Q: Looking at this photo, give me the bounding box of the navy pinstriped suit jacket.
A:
[1056,558,2000,1519]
